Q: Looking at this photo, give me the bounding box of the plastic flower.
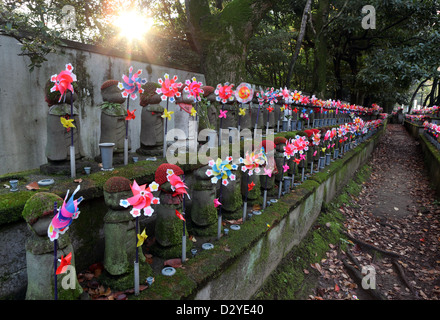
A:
[156,74,182,103]
[50,63,77,102]
[119,180,160,217]
[48,185,83,241]
[184,77,204,102]
[215,83,235,103]
[118,66,147,100]
[235,83,253,104]
[312,132,321,146]
[206,157,238,186]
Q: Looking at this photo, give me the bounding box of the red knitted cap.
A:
[155,163,184,186]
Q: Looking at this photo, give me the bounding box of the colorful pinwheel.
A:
[119,180,160,217]
[215,83,235,104]
[184,77,204,102]
[50,63,77,102]
[48,186,83,241]
[205,156,238,186]
[239,148,267,175]
[118,66,147,100]
[235,83,253,104]
[156,74,182,103]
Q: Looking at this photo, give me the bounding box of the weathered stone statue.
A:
[103,176,141,276]
[151,164,192,259]
[22,192,82,300]
[137,82,164,156]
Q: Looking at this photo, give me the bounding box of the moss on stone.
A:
[22,192,63,225]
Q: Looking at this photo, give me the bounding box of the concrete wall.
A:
[0,34,205,175]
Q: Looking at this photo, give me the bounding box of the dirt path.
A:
[312,124,440,300]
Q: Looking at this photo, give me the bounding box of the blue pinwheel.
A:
[118,66,147,100]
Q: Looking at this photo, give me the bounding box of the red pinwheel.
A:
[56,252,72,275]
[215,83,235,103]
[156,74,182,103]
[118,66,147,100]
[267,106,274,113]
[126,109,136,121]
[175,209,185,221]
[248,181,255,191]
[50,63,77,102]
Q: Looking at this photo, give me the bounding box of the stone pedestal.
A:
[100,105,126,154]
[220,173,243,220]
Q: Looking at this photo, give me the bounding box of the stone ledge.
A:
[131,124,385,300]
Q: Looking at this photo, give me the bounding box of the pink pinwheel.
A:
[299,153,306,161]
[214,198,222,208]
[118,66,147,100]
[264,167,273,177]
[283,164,289,172]
[293,136,309,154]
[300,95,310,105]
[50,63,77,102]
[324,130,331,141]
[119,180,160,217]
[184,77,204,102]
[166,169,190,198]
[215,83,235,103]
[156,74,182,103]
[48,185,83,241]
[219,109,228,119]
[239,149,266,175]
[280,87,290,101]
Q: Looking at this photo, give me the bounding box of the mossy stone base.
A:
[99,260,153,292]
[25,233,82,300]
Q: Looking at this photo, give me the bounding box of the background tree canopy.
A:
[1,0,439,112]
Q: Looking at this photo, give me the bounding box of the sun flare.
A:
[113,10,153,41]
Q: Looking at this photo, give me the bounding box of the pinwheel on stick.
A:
[235,83,253,134]
[239,148,267,222]
[156,74,182,158]
[119,180,160,295]
[205,156,238,239]
[50,63,77,178]
[215,83,235,146]
[118,66,147,165]
[47,185,83,300]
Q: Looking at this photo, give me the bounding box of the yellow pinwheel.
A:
[239,108,246,116]
[60,116,75,129]
[137,228,148,247]
[280,106,285,112]
[321,147,326,152]
[162,108,174,121]
[190,107,197,117]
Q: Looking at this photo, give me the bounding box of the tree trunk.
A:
[185,0,273,86]
[285,0,313,87]
[312,0,329,98]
